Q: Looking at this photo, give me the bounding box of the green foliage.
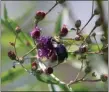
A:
[4,4,8,20]
[54,11,62,36]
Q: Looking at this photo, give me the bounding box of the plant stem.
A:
[94,36,101,52]
[68,77,101,86]
[46,2,58,15]
[74,60,84,81]
[14,34,19,60]
[82,25,97,46]
[79,14,95,33]
[22,47,36,58]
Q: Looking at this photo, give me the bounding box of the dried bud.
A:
[92,32,96,37]
[75,34,84,41]
[8,51,16,60]
[75,20,81,28]
[32,62,38,70]
[95,17,103,27]
[85,66,92,74]
[35,11,46,21]
[94,8,100,15]
[60,25,68,37]
[15,26,21,34]
[100,74,108,82]
[79,45,88,53]
[9,42,15,46]
[56,0,66,4]
[45,67,53,74]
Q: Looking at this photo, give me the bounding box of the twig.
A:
[46,2,58,15]
[92,0,94,15]
[93,36,101,52]
[79,14,95,33]
[22,47,36,58]
[68,77,101,86]
[14,34,19,60]
[74,60,84,81]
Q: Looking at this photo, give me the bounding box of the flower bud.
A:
[85,66,92,74]
[79,45,88,53]
[92,32,96,37]
[100,74,108,82]
[95,17,103,27]
[8,51,16,60]
[45,67,53,75]
[15,26,21,34]
[60,25,68,37]
[75,20,81,28]
[56,0,66,4]
[55,44,68,63]
[9,42,15,46]
[31,62,38,70]
[75,34,84,41]
[94,8,100,15]
[30,26,40,39]
[35,11,46,21]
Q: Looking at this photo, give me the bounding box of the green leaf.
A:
[4,4,8,20]
[54,11,63,36]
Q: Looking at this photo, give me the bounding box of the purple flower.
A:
[30,26,40,39]
[37,36,54,58]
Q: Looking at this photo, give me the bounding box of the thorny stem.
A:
[46,2,58,15]
[93,36,101,52]
[79,14,95,33]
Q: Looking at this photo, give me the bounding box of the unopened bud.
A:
[75,20,81,28]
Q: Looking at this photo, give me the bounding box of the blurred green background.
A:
[1,1,108,91]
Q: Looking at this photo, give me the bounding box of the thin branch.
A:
[68,77,101,86]
[81,25,97,46]
[22,47,36,58]
[93,36,101,52]
[92,0,94,15]
[68,60,84,86]
[13,34,19,60]
[74,60,84,81]
[46,2,58,15]
[79,14,94,33]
